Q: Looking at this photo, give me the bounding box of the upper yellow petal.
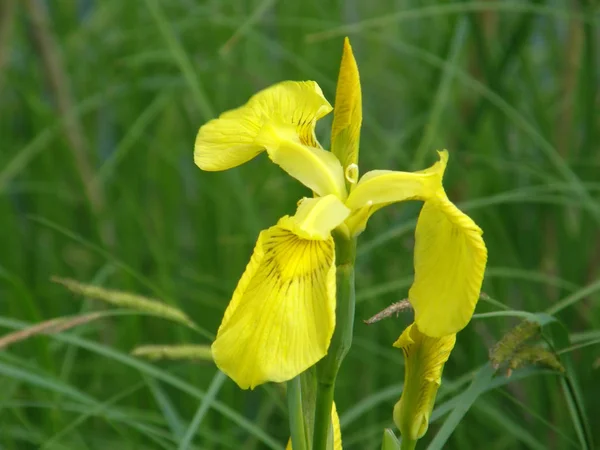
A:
[211,223,336,389]
[346,150,447,210]
[331,37,362,172]
[408,191,487,337]
[279,195,351,240]
[343,151,448,235]
[392,323,456,441]
[195,81,332,171]
[286,402,343,450]
[257,123,347,199]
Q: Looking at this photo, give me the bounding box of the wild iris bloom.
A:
[194,39,486,390]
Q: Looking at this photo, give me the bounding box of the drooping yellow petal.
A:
[195,81,332,171]
[211,221,336,389]
[408,191,487,337]
[286,402,343,450]
[392,323,456,441]
[331,37,362,172]
[278,195,350,240]
[257,123,347,198]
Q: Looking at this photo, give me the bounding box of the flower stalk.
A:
[313,232,356,450]
[287,376,308,450]
[400,437,417,450]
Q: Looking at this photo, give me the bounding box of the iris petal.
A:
[211,222,336,389]
[195,81,332,171]
[345,151,447,211]
[344,151,447,235]
[409,191,487,337]
[279,195,351,240]
[257,123,347,198]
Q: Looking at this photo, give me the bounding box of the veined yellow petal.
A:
[257,122,347,198]
[251,81,333,147]
[345,151,448,211]
[409,191,487,337]
[195,81,332,171]
[331,37,362,172]
[211,223,336,389]
[286,402,343,450]
[279,195,351,240]
[392,323,456,441]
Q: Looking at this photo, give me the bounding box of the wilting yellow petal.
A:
[279,195,350,240]
[409,191,487,337]
[331,37,362,172]
[211,222,336,389]
[286,402,343,450]
[392,323,456,441]
[195,81,332,171]
[257,123,347,198]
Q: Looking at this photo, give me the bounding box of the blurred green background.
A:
[1,0,599,449]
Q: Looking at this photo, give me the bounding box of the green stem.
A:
[312,380,335,450]
[312,233,356,450]
[400,437,417,450]
[287,376,308,450]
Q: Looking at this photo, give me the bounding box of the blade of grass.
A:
[0,316,282,450]
[412,16,468,169]
[178,371,228,450]
[144,375,186,441]
[306,2,591,42]
[426,363,496,450]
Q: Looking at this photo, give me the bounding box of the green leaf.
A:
[381,429,401,450]
[426,363,496,450]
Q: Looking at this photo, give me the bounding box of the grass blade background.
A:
[1,0,597,448]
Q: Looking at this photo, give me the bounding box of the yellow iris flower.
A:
[194,38,487,390]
